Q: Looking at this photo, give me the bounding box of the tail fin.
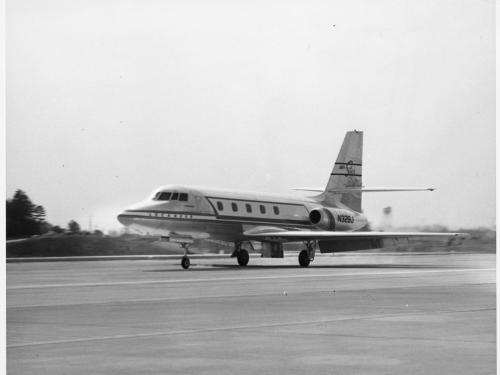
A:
[318,130,363,212]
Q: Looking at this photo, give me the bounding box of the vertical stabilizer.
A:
[318,130,363,212]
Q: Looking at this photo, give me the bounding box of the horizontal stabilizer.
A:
[293,187,435,193]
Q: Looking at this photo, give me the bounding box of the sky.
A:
[6,0,495,232]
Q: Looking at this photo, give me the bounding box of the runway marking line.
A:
[7,307,495,349]
[6,268,495,290]
[7,282,496,310]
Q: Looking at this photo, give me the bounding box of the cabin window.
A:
[260,205,266,214]
[171,192,179,200]
[231,202,238,212]
[273,206,280,215]
[157,192,171,201]
[179,193,188,201]
[217,201,224,211]
[246,203,252,213]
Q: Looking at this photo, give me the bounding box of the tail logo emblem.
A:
[345,160,355,176]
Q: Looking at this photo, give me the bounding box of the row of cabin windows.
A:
[154,192,188,202]
[216,201,280,215]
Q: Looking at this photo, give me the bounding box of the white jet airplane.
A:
[118,131,463,269]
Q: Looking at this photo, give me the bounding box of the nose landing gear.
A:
[180,243,191,269]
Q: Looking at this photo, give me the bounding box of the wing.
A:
[243,228,465,242]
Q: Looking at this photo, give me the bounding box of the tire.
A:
[181,256,190,269]
[237,249,249,266]
[298,250,310,267]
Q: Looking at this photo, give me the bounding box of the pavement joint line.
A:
[7,282,496,310]
[7,307,495,349]
[258,327,496,344]
[7,268,496,290]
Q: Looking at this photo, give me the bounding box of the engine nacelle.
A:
[309,207,367,231]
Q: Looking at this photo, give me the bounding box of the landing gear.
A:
[232,242,251,267]
[298,241,316,267]
[237,249,249,266]
[180,243,191,269]
[298,250,310,267]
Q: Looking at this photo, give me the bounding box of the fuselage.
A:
[117,185,368,242]
[115,132,454,270]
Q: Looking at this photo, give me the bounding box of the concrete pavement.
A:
[7,252,496,374]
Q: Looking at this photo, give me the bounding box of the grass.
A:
[6,230,495,258]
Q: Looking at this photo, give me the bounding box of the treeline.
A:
[6,189,101,239]
[6,190,50,238]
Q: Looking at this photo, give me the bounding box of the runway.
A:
[7,252,496,374]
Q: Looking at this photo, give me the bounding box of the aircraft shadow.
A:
[144,263,451,272]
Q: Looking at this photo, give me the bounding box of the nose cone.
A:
[118,199,163,227]
[117,211,133,226]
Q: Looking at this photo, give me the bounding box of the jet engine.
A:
[309,208,335,230]
[309,207,367,231]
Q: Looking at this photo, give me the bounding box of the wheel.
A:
[237,249,249,266]
[298,250,310,267]
[181,256,190,269]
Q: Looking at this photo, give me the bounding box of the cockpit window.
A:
[154,191,187,201]
[156,192,172,201]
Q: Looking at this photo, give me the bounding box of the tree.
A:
[51,225,64,234]
[68,220,81,234]
[6,189,50,238]
[32,205,46,222]
[7,190,34,221]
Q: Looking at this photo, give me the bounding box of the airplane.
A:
[117,130,463,269]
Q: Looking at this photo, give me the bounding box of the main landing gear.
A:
[298,241,316,267]
[237,249,249,266]
[232,242,250,267]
